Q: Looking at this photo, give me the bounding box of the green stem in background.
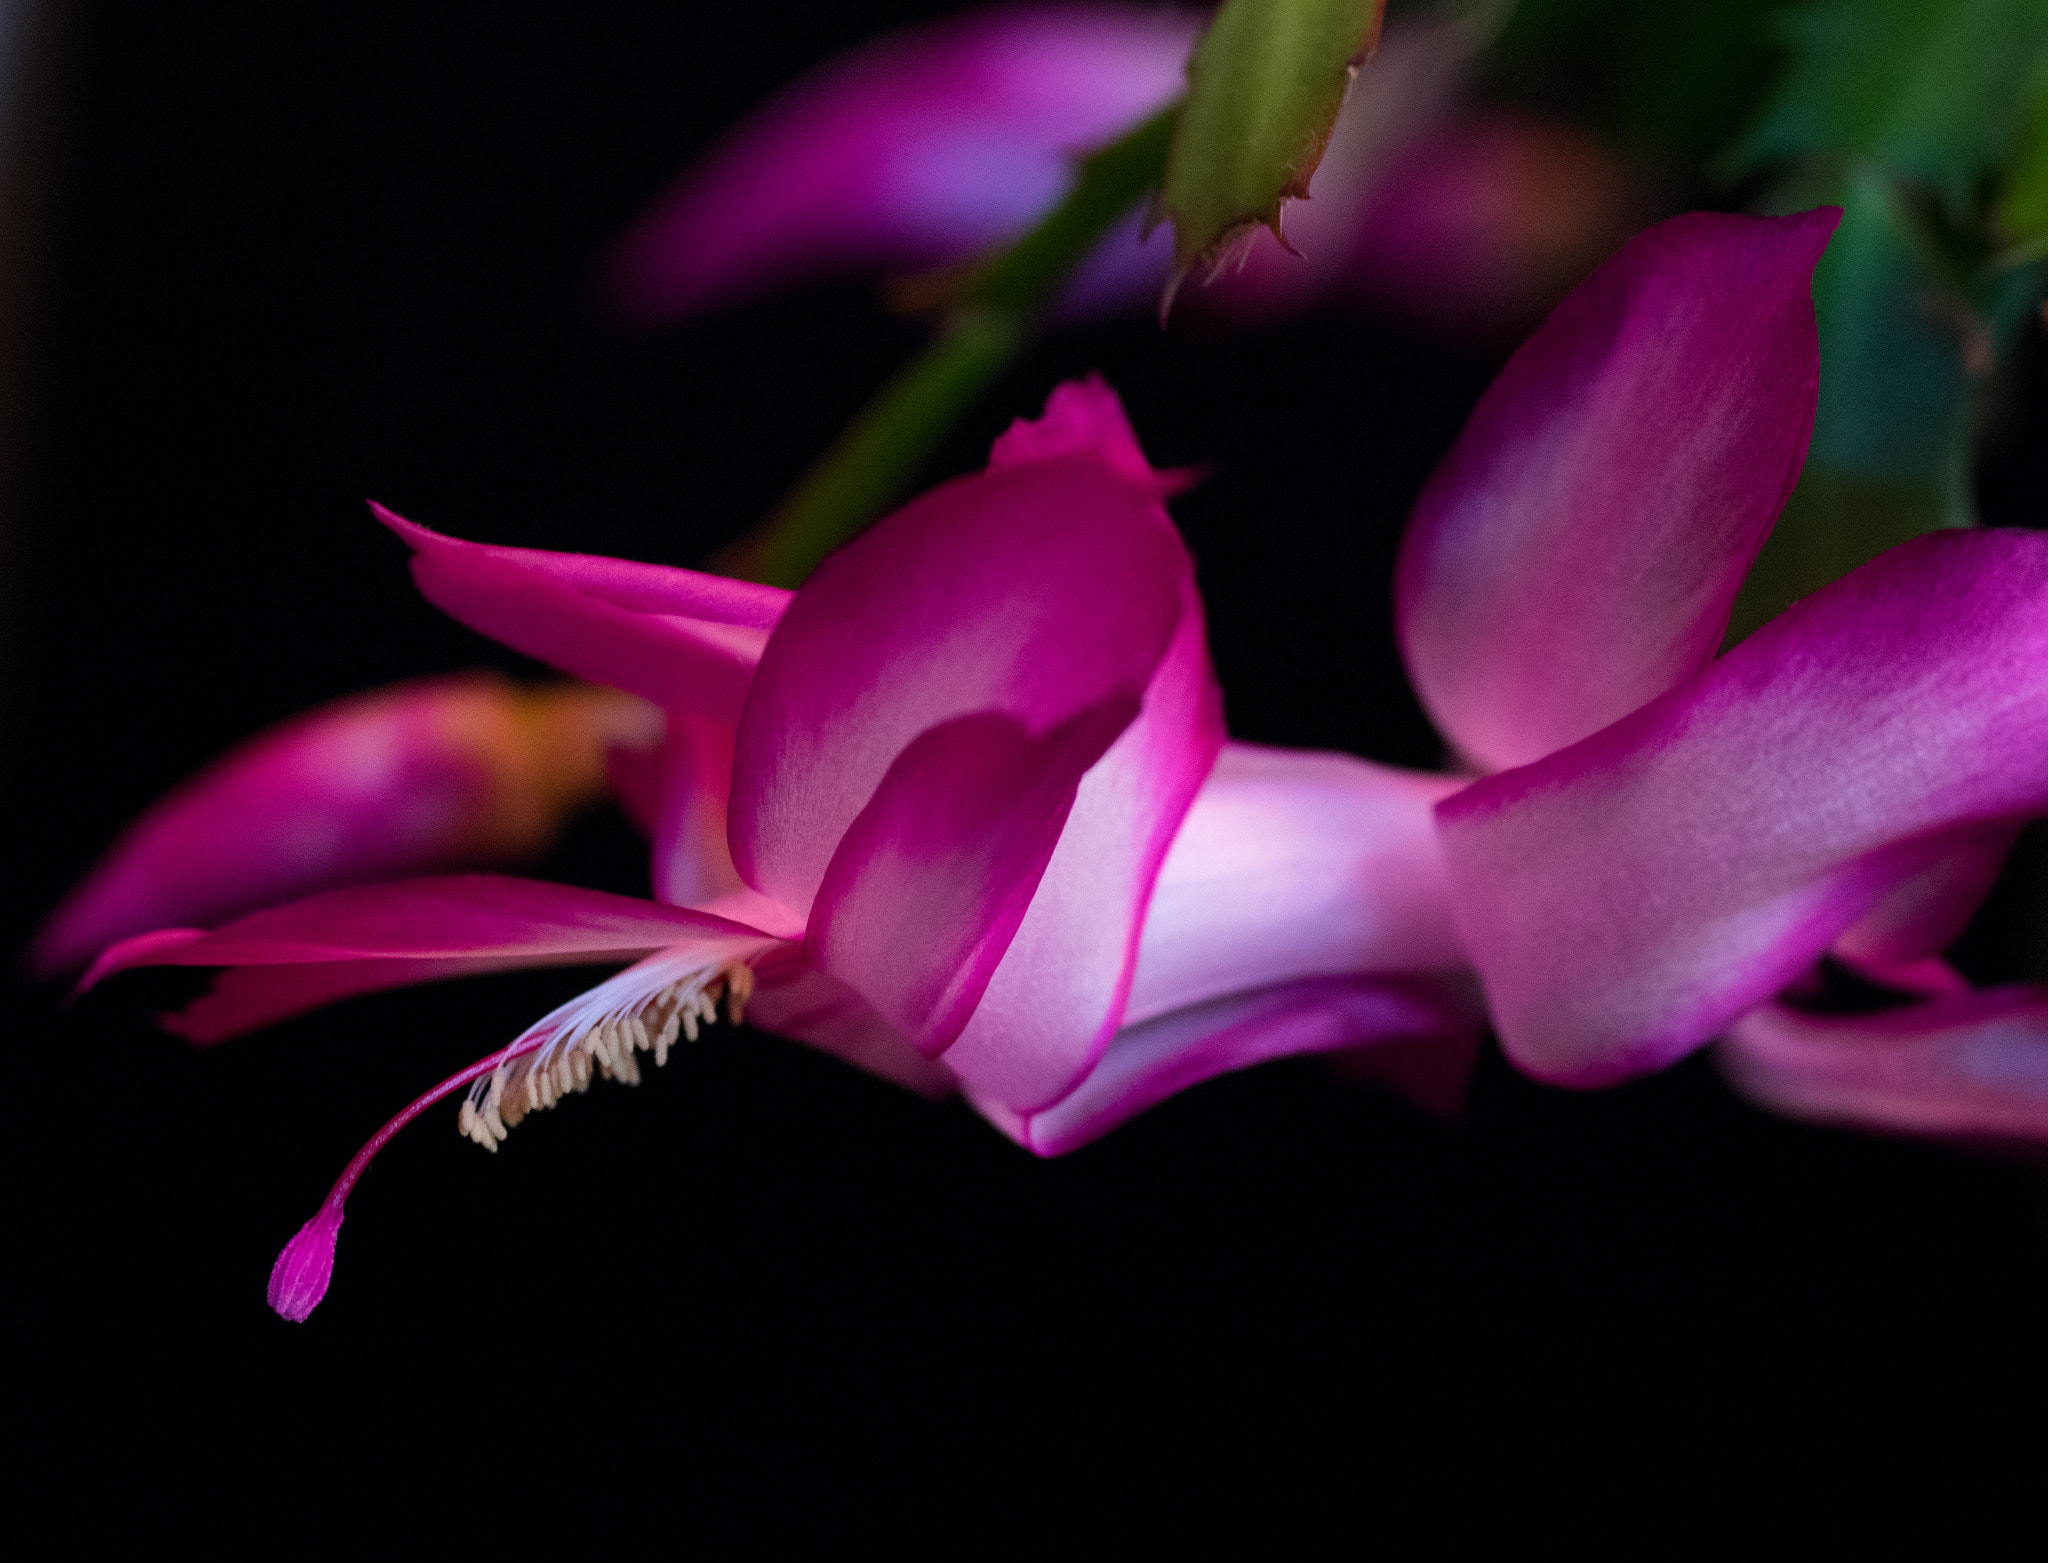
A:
[721,105,1180,589]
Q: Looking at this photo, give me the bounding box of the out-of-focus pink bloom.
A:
[30,674,660,978]
[1389,201,2048,1138]
[87,379,1476,1318]
[599,4,1202,325]
[602,6,1650,335]
[1721,989,2048,1145]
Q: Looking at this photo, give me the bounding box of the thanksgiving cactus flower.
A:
[30,674,658,978]
[1391,201,2048,1137]
[84,378,1477,1319]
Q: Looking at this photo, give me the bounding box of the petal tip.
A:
[988,375,1163,492]
[267,1206,343,1323]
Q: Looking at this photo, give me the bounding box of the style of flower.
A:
[83,378,1478,1319]
[600,4,1645,335]
[1387,202,2048,1141]
[30,674,659,978]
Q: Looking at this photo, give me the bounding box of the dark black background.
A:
[7,3,2045,1549]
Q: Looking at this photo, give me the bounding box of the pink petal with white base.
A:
[806,700,1142,1055]
[1123,741,1466,1026]
[1438,529,2048,1087]
[934,554,1222,1112]
[1396,209,1836,772]
[729,378,1195,920]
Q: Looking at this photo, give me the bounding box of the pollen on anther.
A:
[458,957,759,1150]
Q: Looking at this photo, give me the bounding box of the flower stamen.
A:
[456,957,756,1150]
[267,941,771,1322]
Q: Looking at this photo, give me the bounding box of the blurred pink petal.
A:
[601,4,1200,326]
[30,674,660,978]
[1395,209,1836,773]
[1328,112,1654,337]
[1436,529,2048,1087]
[1720,989,2048,1143]
[1832,825,2022,972]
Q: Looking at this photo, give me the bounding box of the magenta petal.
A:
[30,675,661,978]
[377,505,786,726]
[610,712,746,908]
[1123,741,1467,1026]
[807,700,1140,1055]
[743,946,957,1099]
[730,388,1193,920]
[1438,529,2048,1086]
[934,573,1224,1112]
[1720,989,2048,1143]
[599,6,1200,326]
[1833,823,2020,970]
[81,874,777,1043]
[970,975,1482,1157]
[1395,208,1837,772]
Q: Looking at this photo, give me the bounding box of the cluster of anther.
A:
[456,961,756,1150]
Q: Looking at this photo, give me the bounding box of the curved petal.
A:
[969,974,1482,1157]
[1833,822,2021,970]
[1395,208,1838,772]
[1122,741,1467,1027]
[376,505,786,726]
[806,699,1140,1055]
[80,874,777,1043]
[729,379,1194,920]
[599,5,1200,326]
[1719,989,2048,1143]
[1438,529,2048,1086]
[30,675,660,977]
[932,568,1224,1111]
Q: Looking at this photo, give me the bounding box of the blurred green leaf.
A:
[1998,83,2048,250]
[1483,0,1785,164]
[726,107,1182,587]
[1722,1,2048,638]
[1731,0,2048,206]
[1161,0,1386,289]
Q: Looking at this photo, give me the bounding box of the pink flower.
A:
[29,674,660,978]
[86,378,1476,1319]
[601,6,1648,334]
[1391,203,2048,1140]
